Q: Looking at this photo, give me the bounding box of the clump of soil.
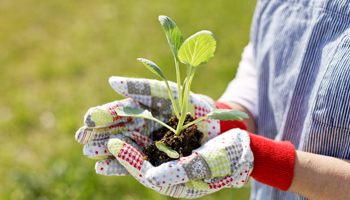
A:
[143,114,204,166]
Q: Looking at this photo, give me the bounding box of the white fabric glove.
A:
[107,129,254,199]
[75,76,226,176]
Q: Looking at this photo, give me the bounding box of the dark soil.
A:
[143,114,204,166]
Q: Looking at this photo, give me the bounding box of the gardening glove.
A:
[107,128,254,199]
[75,76,245,176]
[104,76,245,143]
[75,97,153,176]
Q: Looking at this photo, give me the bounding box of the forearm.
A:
[223,101,256,133]
[219,103,350,199]
[289,151,350,200]
[221,101,350,199]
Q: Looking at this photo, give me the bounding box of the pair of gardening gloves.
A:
[75,76,254,199]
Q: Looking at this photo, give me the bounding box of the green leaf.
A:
[156,142,179,158]
[158,15,184,59]
[115,107,154,119]
[178,30,216,68]
[207,109,249,121]
[137,58,167,81]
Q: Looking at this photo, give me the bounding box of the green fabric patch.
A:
[150,81,169,99]
[89,107,114,126]
[201,148,231,178]
[187,103,195,116]
[108,139,125,155]
[186,180,210,190]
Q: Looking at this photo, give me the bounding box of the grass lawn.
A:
[0,0,256,199]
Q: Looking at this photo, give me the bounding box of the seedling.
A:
[116,16,248,159]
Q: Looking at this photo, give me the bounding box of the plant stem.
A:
[175,65,194,135]
[175,59,183,109]
[164,81,180,119]
[134,115,177,134]
[181,77,187,108]
[178,116,208,131]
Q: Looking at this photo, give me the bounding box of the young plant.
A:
[116,16,248,158]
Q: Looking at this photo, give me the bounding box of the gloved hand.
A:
[75,97,153,176]
[75,76,243,176]
[107,128,254,199]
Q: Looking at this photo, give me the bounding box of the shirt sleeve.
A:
[218,42,258,119]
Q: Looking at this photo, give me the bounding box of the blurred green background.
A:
[0,0,256,199]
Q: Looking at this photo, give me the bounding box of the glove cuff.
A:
[214,101,248,132]
[214,101,295,191]
[249,133,295,191]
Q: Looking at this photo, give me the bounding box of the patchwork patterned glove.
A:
[107,129,254,199]
[75,97,153,176]
[75,76,234,176]
[75,77,247,176]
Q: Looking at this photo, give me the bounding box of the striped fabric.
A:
[249,0,350,199]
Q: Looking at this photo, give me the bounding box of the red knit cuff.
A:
[249,133,296,191]
[214,102,248,132]
[214,102,295,191]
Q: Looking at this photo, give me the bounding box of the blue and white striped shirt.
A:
[251,0,350,199]
[223,0,350,199]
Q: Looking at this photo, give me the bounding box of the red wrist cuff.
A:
[249,133,296,191]
[214,101,295,191]
[214,102,248,132]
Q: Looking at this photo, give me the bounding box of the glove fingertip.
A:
[95,158,130,176]
[109,76,128,96]
[107,138,126,156]
[112,141,152,181]
[75,127,85,144]
[83,142,111,159]
[84,113,96,127]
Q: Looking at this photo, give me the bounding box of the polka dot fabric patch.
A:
[116,143,144,171]
[207,175,234,189]
[145,160,189,186]
[83,138,111,159]
[95,157,130,176]
[122,131,152,148]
